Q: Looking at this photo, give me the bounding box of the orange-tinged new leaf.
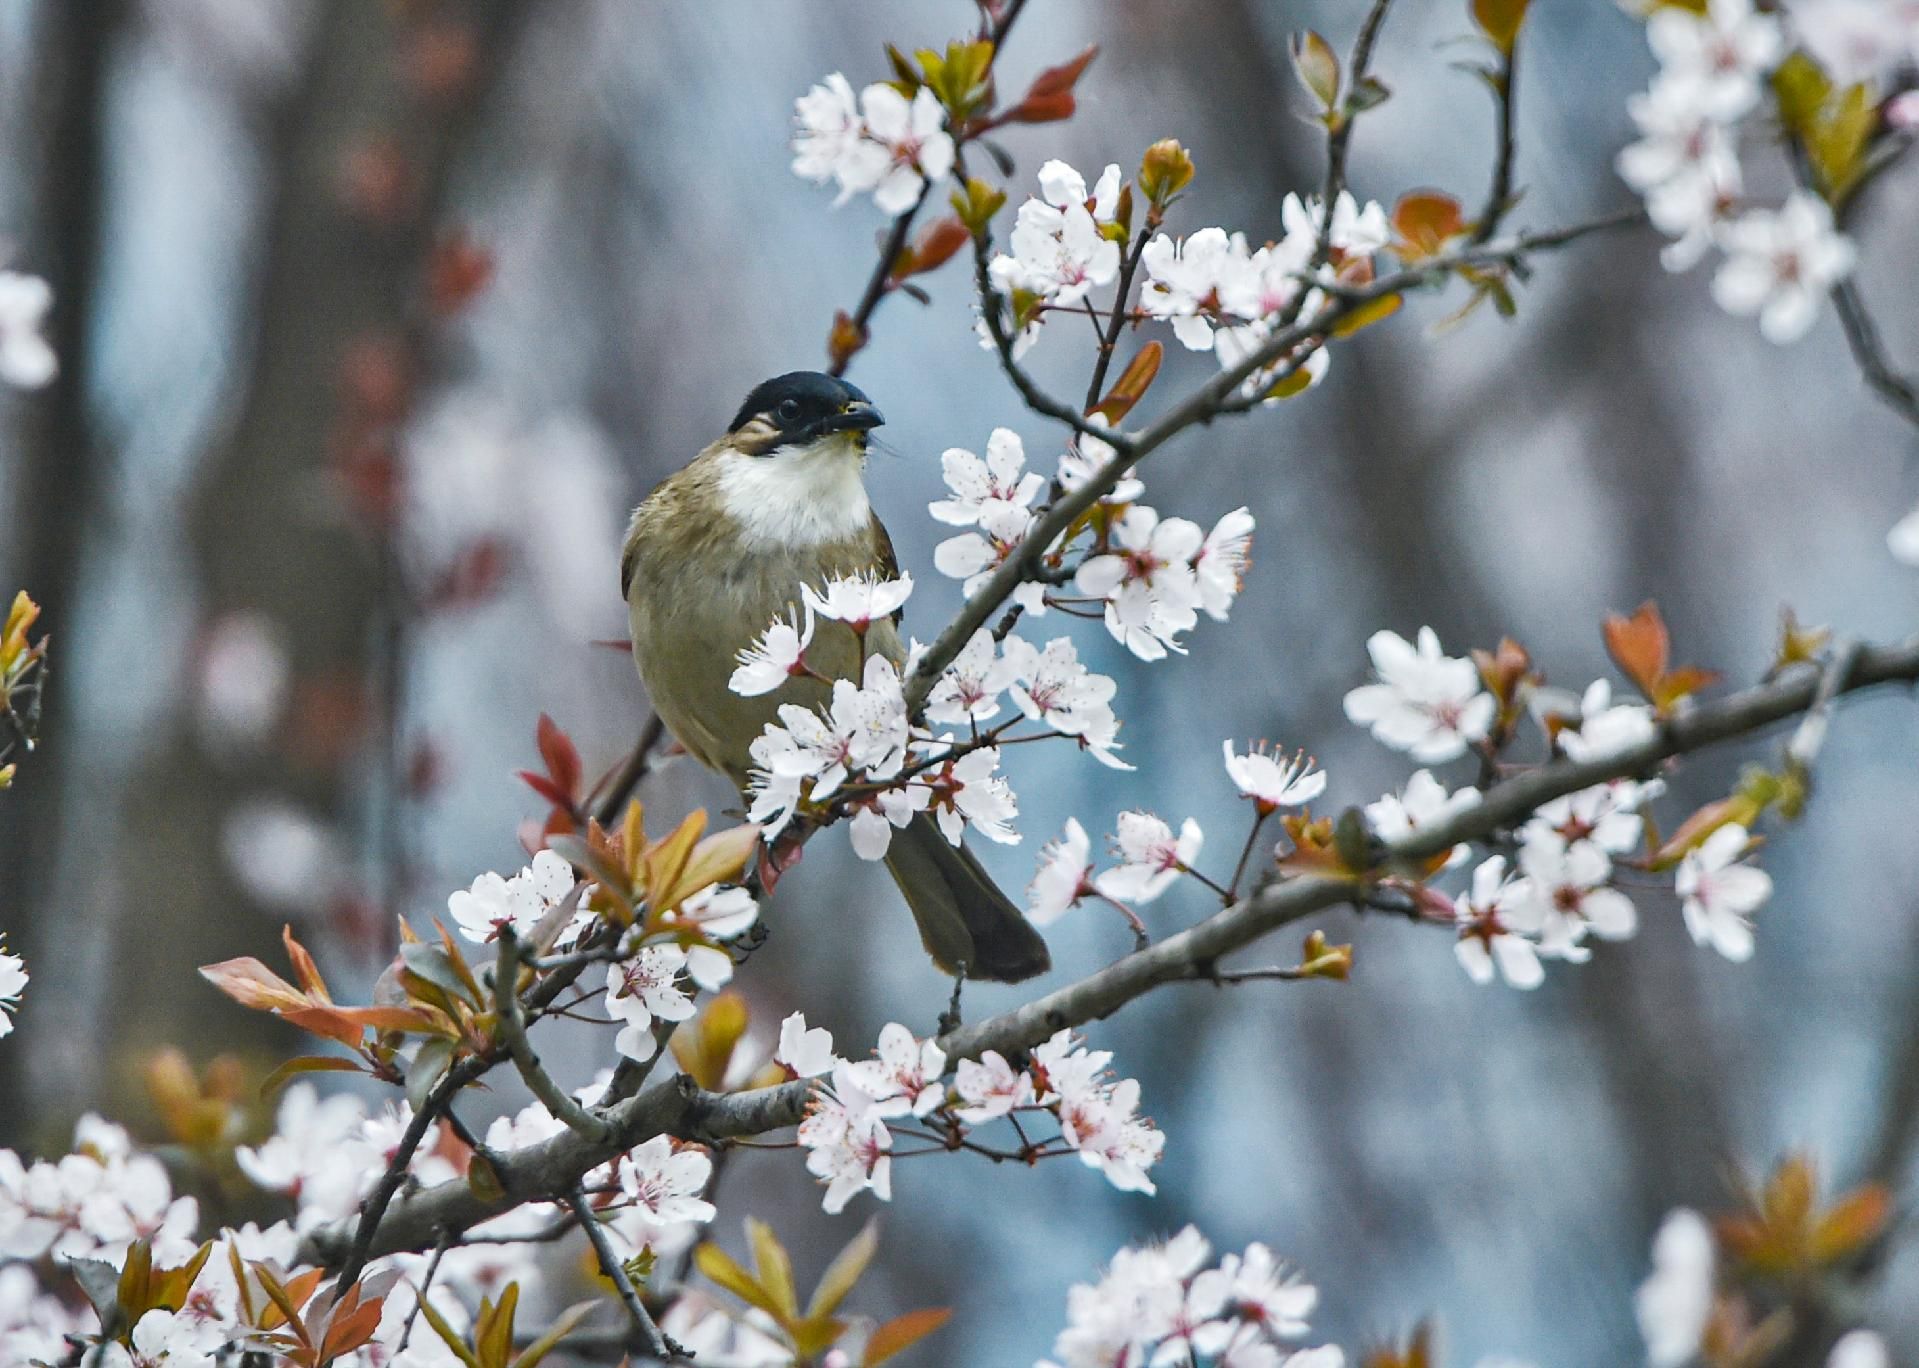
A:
[282,926,332,1002]
[1392,190,1466,261]
[672,991,752,1091]
[1809,1182,1891,1265]
[1604,601,1669,699]
[200,958,309,1014]
[1472,0,1530,55]
[1094,341,1164,424]
[657,823,762,913]
[1027,44,1098,98]
[644,808,710,910]
[280,1005,374,1051]
[620,800,649,886]
[864,1307,953,1366]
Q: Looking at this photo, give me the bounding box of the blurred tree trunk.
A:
[0,0,126,1148]
[4,0,523,1143]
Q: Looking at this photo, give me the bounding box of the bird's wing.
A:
[868,510,905,627]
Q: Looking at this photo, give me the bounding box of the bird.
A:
[621,370,1051,983]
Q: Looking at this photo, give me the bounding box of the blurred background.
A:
[2,0,1918,1363]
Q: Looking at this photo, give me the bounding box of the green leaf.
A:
[467,1151,506,1202]
[749,1218,799,1322]
[401,943,478,1009]
[510,1300,600,1368]
[67,1256,126,1335]
[1289,30,1340,112]
[260,1055,365,1096]
[477,1284,519,1368]
[694,1242,789,1324]
[808,1220,880,1320]
[418,1290,484,1368]
[407,1037,457,1112]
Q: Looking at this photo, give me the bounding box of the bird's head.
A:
[709,371,887,546]
[727,370,885,459]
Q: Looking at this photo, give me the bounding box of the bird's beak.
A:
[820,403,884,435]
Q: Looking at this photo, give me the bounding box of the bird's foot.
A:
[936,966,967,1036]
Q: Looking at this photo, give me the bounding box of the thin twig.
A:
[593,713,666,827]
[1830,276,1919,431]
[495,928,611,1143]
[1468,43,1518,246]
[567,1183,679,1362]
[1083,227,1154,410]
[394,1227,454,1353]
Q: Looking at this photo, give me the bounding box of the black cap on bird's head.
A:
[730,371,884,451]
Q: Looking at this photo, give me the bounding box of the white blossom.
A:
[235,1085,374,1231]
[0,947,25,1038]
[1343,627,1495,763]
[730,604,815,697]
[1615,74,1743,272]
[1075,506,1205,661]
[1635,1208,1716,1368]
[953,1050,1037,1124]
[802,571,913,631]
[847,1022,948,1118]
[934,499,1037,599]
[1827,1331,1892,1368]
[0,271,56,389]
[990,161,1123,308]
[1453,856,1546,989]
[925,628,1019,725]
[1711,191,1856,344]
[1676,823,1771,961]
[776,1012,838,1079]
[1141,228,1245,350]
[1028,817,1098,926]
[1282,190,1391,260]
[446,849,574,945]
[798,1061,894,1213]
[1096,811,1201,905]
[619,1135,716,1225]
[858,84,956,213]
[1513,828,1639,951]
[1221,741,1325,814]
[605,945,696,1062]
[1366,770,1480,868]
[1647,0,1784,120]
[847,784,929,861]
[930,428,1045,527]
[1889,501,1919,565]
[1193,507,1255,620]
[926,745,1019,845]
[1559,678,1659,762]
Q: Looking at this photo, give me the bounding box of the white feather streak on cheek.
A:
[714,438,872,547]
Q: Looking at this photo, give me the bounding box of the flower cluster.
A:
[987,161,1124,357]
[1037,1225,1337,1368]
[0,1115,198,1265]
[446,847,577,945]
[236,1083,458,1232]
[1616,0,1861,341]
[932,427,1255,661]
[604,885,760,1061]
[784,1015,1164,1213]
[1140,190,1387,401]
[1345,626,1778,986]
[792,74,955,213]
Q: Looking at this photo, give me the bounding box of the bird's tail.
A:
[882,813,1051,983]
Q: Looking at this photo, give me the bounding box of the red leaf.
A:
[1002,90,1077,124]
[1026,44,1098,98]
[535,714,582,799]
[516,771,574,811]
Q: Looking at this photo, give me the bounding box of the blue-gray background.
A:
[2,1,1918,1364]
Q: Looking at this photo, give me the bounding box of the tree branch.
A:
[298,633,1919,1264]
[495,929,611,1143]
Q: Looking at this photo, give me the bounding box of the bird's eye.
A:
[776,398,803,424]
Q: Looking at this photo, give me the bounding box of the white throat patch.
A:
[714,437,872,548]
